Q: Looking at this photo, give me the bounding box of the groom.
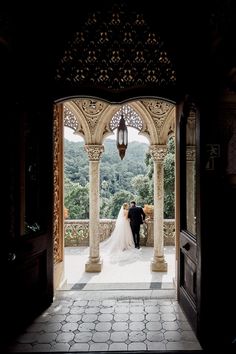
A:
[128,200,146,249]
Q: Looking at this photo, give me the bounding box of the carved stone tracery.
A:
[110,104,143,131]
[63,106,79,131]
[55,3,176,91]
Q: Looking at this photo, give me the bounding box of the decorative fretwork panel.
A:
[63,106,79,131]
[55,3,176,91]
[110,104,143,131]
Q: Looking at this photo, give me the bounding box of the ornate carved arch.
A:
[63,98,176,145]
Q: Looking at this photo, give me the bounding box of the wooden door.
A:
[4,103,54,341]
[176,98,201,335]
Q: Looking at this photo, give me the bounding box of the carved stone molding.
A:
[110,104,143,131]
[53,104,63,264]
[149,145,167,161]
[85,144,104,161]
[186,146,196,161]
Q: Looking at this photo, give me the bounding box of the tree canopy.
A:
[64,136,175,219]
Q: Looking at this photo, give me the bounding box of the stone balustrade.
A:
[64,218,175,247]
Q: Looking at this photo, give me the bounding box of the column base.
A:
[85,259,103,272]
[151,260,168,272]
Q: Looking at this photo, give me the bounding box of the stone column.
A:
[84,144,104,272]
[150,145,168,271]
[186,146,196,235]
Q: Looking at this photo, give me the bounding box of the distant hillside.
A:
[64,139,149,194]
[64,137,175,219]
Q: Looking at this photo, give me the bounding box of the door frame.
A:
[176,97,201,338]
[53,96,179,288]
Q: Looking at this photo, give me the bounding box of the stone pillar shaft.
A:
[89,160,100,261]
[150,145,168,272]
[84,145,104,272]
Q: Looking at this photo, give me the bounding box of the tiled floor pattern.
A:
[8,289,202,352]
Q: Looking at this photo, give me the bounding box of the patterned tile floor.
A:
[7,246,202,352]
[7,290,202,352]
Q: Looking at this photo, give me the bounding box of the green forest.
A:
[64,137,175,219]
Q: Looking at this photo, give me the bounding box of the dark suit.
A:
[128,206,146,248]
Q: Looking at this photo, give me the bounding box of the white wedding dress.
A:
[100,206,141,263]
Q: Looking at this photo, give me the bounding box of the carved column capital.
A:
[149,145,167,162]
[186,146,196,161]
[85,144,104,161]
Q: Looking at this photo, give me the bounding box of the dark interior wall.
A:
[5,0,211,101]
[5,1,233,100]
[1,0,236,350]
[198,91,236,350]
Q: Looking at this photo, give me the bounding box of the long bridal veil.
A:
[100,205,141,264]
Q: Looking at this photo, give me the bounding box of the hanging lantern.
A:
[117,114,128,160]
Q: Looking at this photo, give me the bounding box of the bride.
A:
[100,202,141,263]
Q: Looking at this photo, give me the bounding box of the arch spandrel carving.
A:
[141,99,175,144]
[73,99,108,138]
[64,99,109,144]
[158,106,176,144]
[64,102,86,140]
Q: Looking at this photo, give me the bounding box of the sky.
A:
[64,126,149,144]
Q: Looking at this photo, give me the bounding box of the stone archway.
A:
[53,97,175,275]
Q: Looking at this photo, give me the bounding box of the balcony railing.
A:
[64,219,175,247]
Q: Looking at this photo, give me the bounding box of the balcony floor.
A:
[61,246,176,291]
